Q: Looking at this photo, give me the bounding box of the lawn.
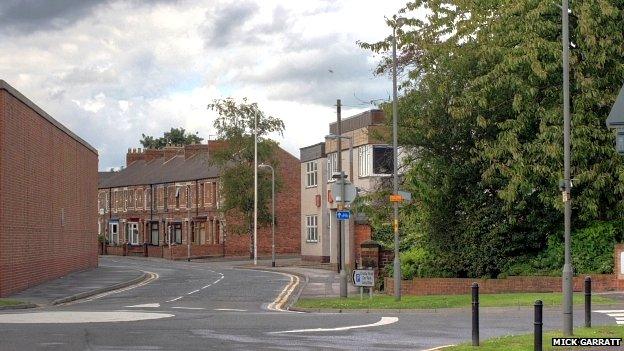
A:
[444,326,624,351]
[294,292,617,310]
[0,299,24,307]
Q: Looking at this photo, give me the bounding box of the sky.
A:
[0,0,406,170]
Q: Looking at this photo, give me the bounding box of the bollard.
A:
[472,282,479,346]
[585,276,592,328]
[534,300,543,351]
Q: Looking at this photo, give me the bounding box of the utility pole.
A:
[562,0,573,336]
[337,99,347,298]
[392,18,402,302]
[254,111,258,266]
[187,185,191,262]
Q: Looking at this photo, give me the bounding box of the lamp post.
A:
[259,164,275,267]
[254,111,258,265]
[561,0,573,336]
[325,134,352,298]
[391,16,406,302]
[187,185,191,262]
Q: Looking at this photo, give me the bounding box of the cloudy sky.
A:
[0,0,405,170]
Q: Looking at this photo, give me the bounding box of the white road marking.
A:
[421,345,456,351]
[167,272,224,302]
[270,316,399,334]
[187,289,200,295]
[63,271,159,305]
[0,311,173,324]
[166,296,183,302]
[214,308,247,312]
[172,307,205,310]
[594,310,624,325]
[126,303,161,308]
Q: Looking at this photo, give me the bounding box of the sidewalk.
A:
[9,264,146,307]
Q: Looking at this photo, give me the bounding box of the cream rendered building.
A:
[300,110,393,269]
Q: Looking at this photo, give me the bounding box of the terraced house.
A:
[98,141,301,259]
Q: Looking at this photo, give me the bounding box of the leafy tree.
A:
[139,127,203,149]
[361,0,624,278]
[207,98,285,259]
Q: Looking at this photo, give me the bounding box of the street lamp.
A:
[561,0,573,335]
[391,16,406,302]
[254,111,258,265]
[259,164,276,267]
[325,134,352,298]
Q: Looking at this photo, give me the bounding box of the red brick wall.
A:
[385,274,623,296]
[354,224,372,265]
[0,88,98,297]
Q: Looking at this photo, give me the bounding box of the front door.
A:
[128,222,139,245]
[109,222,119,245]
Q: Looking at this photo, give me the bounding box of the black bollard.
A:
[472,282,479,346]
[585,276,592,328]
[534,300,543,351]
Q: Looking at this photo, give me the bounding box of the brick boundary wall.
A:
[385,274,624,296]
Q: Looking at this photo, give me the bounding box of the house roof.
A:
[0,79,97,154]
[99,152,220,188]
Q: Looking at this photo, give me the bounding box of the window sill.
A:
[305,185,318,189]
[306,240,319,243]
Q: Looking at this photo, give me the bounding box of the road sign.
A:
[352,269,374,287]
[331,181,357,203]
[336,210,350,220]
[389,194,403,202]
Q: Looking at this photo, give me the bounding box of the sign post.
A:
[352,269,375,300]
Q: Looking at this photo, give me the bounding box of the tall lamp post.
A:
[254,111,258,265]
[391,16,406,302]
[561,0,573,336]
[259,164,276,267]
[325,134,352,298]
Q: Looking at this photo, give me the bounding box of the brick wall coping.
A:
[0,79,97,154]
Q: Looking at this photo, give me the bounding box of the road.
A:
[0,256,620,350]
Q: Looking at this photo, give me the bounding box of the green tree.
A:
[207,98,285,259]
[139,127,204,149]
[361,0,624,278]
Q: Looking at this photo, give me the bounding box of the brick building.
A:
[98,142,300,259]
[0,80,98,297]
[300,109,395,269]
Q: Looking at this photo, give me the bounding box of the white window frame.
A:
[305,161,318,187]
[306,215,318,243]
[326,153,338,182]
[110,222,119,245]
[358,145,372,177]
[371,145,393,176]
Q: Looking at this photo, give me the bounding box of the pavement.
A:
[0,256,623,350]
[10,261,146,306]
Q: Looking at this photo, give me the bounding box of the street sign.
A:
[389,194,403,202]
[336,210,350,220]
[352,269,374,287]
[331,181,357,203]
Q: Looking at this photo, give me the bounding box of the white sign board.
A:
[331,181,357,203]
[620,252,624,275]
[352,269,374,287]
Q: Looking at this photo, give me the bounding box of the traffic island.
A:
[0,299,36,310]
[292,292,618,312]
[442,326,624,351]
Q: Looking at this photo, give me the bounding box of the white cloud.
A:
[0,0,409,170]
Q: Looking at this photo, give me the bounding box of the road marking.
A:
[126,303,161,308]
[0,311,174,324]
[166,296,183,302]
[63,271,159,305]
[172,307,205,310]
[264,271,300,312]
[594,310,624,325]
[187,289,200,295]
[421,345,456,351]
[165,272,224,303]
[215,308,247,312]
[270,316,399,334]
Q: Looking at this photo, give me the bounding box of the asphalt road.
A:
[0,256,621,351]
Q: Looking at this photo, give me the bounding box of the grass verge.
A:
[0,299,24,307]
[295,292,616,310]
[444,326,624,350]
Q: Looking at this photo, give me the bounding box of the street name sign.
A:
[336,210,350,220]
[352,269,374,287]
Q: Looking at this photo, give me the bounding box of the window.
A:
[128,222,139,245]
[175,187,180,209]
[200,183,205,207]
[358,145,393,177]
[150,222,159,245]
[123,189,128,212]
[110,222,119,245]
[145,188,151,210]
[306,215,318,242]
[305,161,318,187]
[326,153,338,181]
[186,186,191,208]
[173,223,182,244]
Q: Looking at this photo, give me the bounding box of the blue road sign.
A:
[336,210,350,220]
